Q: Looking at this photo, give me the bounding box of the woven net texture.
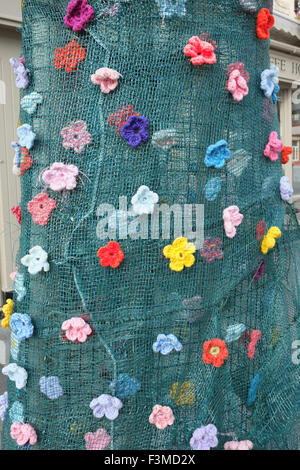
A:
[1,0,300,450]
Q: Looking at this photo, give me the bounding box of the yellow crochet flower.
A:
[163,237,196,272]
[1,299,14,329]
[261,226,281,255]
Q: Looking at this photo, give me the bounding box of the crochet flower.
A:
[64,0,94,31]
[199,237,223,263]
[11,205,21,225]
[17,124,36,150]
[149,405,175,430]
[2,363,28,389]
[202,339,228,368]
[282,146,292,164]
[223,206,244,238]
[90,394,123,420]
[163,237,196,272]
[21,246,50,275]
[1,298,14,329]
[61,317,92,343]
[108,105,140,134]
[247,373,261,405]
[256,8,274,40]
[131,185,159,215]
[155,0,187,18]
[61,120,92,154]
[152,334,182,355]
[42,162,79,191]
[27,193,56,226]
[183,36,217,66]
[121,116,149,147]
[54,39,86,73]
[261,66,279,101]
[10,423,37,447]
[0,392,8,421]
[280,176,293,201]
[224,440,253,450]
[9,58,29,89]
[204,177,221,201]
[10,313,34,341]
[224,323,246,343]
[190,424,218,450]
[226,64,249,102]
[14,273,27,301]
[261,226,281,255]
[20,92,43,115]
[204,140,231,169]
[18,147,33,176]
[85,428,111,450]
[39,376,63,400]
[97,241,124,268]
[109,373,141,399]
[91,68,121,94]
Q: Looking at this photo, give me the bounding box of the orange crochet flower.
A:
[256,8,274,40]
[27,193,56,226]
[281,146,292,165]
[97,241,124,268]
[54,39,86,73]
[202,339,228,368]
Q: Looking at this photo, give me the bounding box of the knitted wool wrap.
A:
[2,0,300,450]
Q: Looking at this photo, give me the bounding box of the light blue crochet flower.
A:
[247,373,260,405]
[0,392,8,421]
[21,246,50,275]
[11,141,21,168]
[21,92,43,115]
[153,334,183,355]
[17,124,36,150]
[260,66,279,99]
[39,376,63,400]
[280,176,293,201]
[14,273,27,302]
[225,323,246,343]
[204,177,222,201]
[204,140,231,169]
[109,373,141,399]
[9,401,24,423]
[155,0,186,18]
[2,363,28,389]
[10,313,34,341]
[131,185,159,215]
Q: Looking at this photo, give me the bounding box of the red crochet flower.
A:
[281,146,292,165]
[183,35,217,66]
[97,242,124,268]
[202,339,228,368]
[11,205,21,225]
[108,105,140,135]
[20,147,32,175]
[256,8,274,40]
[27,193,56,226]
[54,39,86,73]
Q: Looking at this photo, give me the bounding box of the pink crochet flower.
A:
[91,68,121,94]
[61,317,92,343]
[264,131,283,161]
[64,0,94,32]
[61,120,92,154]
[27,193,56,226]
[10,423,37,446]
[42,162,79,192]
[223,206,244,238]
[226,63,249,102]
[85,428,111,450]
[183,36,217,66]
[224,440,253,450]
[149,405,175,430]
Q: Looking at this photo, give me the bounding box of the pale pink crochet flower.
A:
[61,317,92,343]
[61,120,92,154]
[223,206,244,238]
[264,131,283,161]
[42,162,79,191]
[224,440,253,450]
[226,64,249,102]
[27,193,56,226]
[91,68,121,94]
[85,428,111,450]
[10,423,37,446]
[64,0,94,32]
[149,405,175,430]
[183,36,217,66]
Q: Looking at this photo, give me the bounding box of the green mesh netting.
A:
[1,0,300,451]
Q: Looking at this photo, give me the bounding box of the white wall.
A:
[0,0,22,23]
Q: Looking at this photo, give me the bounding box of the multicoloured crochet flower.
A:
[17,124,36,150]
[256,8,274,40]
[204,140,231,169]
[0,392,8,421]
[223,206,244,238]
[261,226,281,255]
[183,36,217,66]
[97,241,124,268]
[202,339,228,368]
[12,146,33,176]
[64,0,94,31]
[131,185,159,215]
[163,237,196,272]
[54,39,86,73]
[90,394,123,420]
[226,63,249,102]
[199,237,223,263]
[109,373,141,399]
[61,317,92,343]
[11,205,21,225]
[42,162,79,192]
[2,363,28,389]
[85,428,111,450]
[10,313,34,341]
[91,68,121,94]
[247,373,261,405]
[204,177,221,201]
[155,0,187,18]
[1,298,14,329]
[121,116,149,147]
[190,424,218,450]
[149,405,175,430]
[224,440,253,450]
[153,333,182,355]
[61,120,92,153]
[280,176,293,201]
[9,58,29,89]
[21,246,50,275]
[39,376,63,400]
[10,423,37,447]
[282,146,292,164]
[20,92,43,115]
[27,193,56,226]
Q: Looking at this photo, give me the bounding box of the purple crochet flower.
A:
[121,116,149,147]
[190,424,218,450]
[64,0,94,32]
[9,58,29,89]
[42,162,79,192]
[280,176,293,201]
[89,394,123,421]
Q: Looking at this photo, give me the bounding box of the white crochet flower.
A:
[131,185,159,215]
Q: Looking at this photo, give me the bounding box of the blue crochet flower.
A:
[260,66,279,99]
[17,124,36,150]
[204,140,231,169]
[90,394,123,420]
[272,85,280,104]
[14,273,27,302]
[10,313,34,341]
[109,373,141,399]
[21,92,43,115]
[9,401,24,423]
[131,185,159,215]
[0,392,8,421]
[121,116,149,147]
[155,0,187,18]
[9,58,29,89]
[153,334,183,355]
[204,177,222,201]
[247,373,261,405]
[21,246,50,275]
[39,376,63,400]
